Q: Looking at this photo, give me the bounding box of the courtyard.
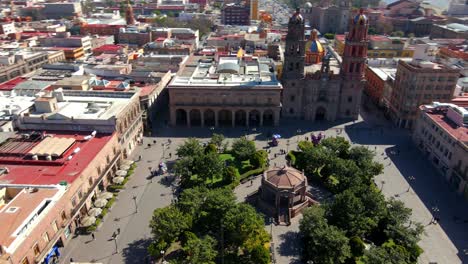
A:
[59,104,468,264]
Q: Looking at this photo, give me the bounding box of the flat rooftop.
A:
[424,108,468,144]
[0,95,35,121]
[0,131,114,185]
[0,187,64,250]
[368,66,397,81]
[29,91,135,120]
[169,55,281,88]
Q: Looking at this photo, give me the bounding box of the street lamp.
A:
[430,206,439,224]
[160,250,165,262]
[407,176,416,193]
[132,195,138,214]
[380,180,385,191]
[296,129,302,143]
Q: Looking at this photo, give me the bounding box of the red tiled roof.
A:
[139,85,155,97]
[0,77,27,91]
[425,108,468,143]
[93,44,122,53]
[0,132,114,185]
[370,35,391,42]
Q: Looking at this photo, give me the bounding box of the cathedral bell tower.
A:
[338,8,369,119]
[282,8,305,80]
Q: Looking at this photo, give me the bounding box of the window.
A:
[78,189,83,199]
[52,221,58,232]
[88,177,93,186]
[33,243,40,257]
[345,109,351,116]
[21,257,30,264]
[61,211,67,221]
[43,232,49,243]
[289,108,294,114]
[347,96,352,103]
[290,95,295,102]
[71,197,76,207]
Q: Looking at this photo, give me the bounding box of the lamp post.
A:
[430,206,439,224]
[132,195,138,214]
[296,129,302,143]
[407,176,416,193]
[380,180,385,192]
[160,250,165,263]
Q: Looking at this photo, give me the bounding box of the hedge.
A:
[106,197,116,209]
[108,185,124,192]
[286,151,297,166]
[239,167,265,182]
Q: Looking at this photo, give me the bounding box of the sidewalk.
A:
[60,138,175,264]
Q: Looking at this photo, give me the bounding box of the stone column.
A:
[246,111,250,127]
[231,110,235,127]
[260,111,264,126]
[214,110,219,127]
[274,110,280,126]
[201,110,205,127]
[169,108,176,126]
[186,110,191,127]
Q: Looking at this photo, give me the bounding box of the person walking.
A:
[70,258,74,263]
[91,233,95,240]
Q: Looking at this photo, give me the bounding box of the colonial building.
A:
[168,55,282,127]
[281,9,369,121]
[302,1,351,34]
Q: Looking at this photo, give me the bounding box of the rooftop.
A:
[169,55,281,89]
[421,104,468,144]
[0,95,35,121]
[0,187,64,251]
[0,131,114,185]
[0,77,27,91]
[264,166,306,189]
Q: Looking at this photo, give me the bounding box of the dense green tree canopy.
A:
[176,138,204,158]
[231,137,257,161]
[182,234,217,264]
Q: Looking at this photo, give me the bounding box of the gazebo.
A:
[256,166,316,224]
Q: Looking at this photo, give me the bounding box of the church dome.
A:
[309,39,323,53]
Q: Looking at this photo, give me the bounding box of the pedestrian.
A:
[70,258,74,263]
[147,143,151,148]
[139,155,142,161]
[250,179,253,186]
[117,228,121,235]
[91,233,95,240]
[153,140,156,144]
[169,153,172,158]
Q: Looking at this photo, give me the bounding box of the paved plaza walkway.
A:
[60,105,467,264]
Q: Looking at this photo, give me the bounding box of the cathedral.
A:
[281,8,369,122]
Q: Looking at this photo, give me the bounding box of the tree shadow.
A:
[278,231,301,257]
[121,238,152,264]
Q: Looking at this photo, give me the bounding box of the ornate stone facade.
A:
[281,9,369,122]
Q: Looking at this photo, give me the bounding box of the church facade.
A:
[281,9,369,122]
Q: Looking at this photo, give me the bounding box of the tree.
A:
[364,240,412,264]
[210,133,225,151]
[391,31,405,37]
[224,204,269,252]
[193,152,224,183]
[300,207,351,264]
[183,234,218,264]
[250,150,267,169]
[149,206,191,253]
[248,244,270,264]
[177,186,209,217]
[196,188,237,233]
[176,138,204,158]
[231,137,256,161]
[174,157,195,186]
[223,166,239,184]
[205,143,217,154]
[349,236,365,257]
[321,137,350,159]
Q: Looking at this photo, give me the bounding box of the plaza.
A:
[59,103,468,264]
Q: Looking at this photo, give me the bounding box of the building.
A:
[302,1,351,34]
[388,60,460,129]
[448,0,468,16]
[364,59,400,107]
[408,16,446,37]
[252,166,316,225]
[42,3,82,19]
[334,35,414,59]
[281,9,369,121]
[0,130,121,264]
[168,55,282,127]
[14,90,143,157]
[222,3,250,26]
[249,0,258,20]
[430,23,468,39]
[0,50,56,83]
[412,102,468,199]
[0,95,35,132]
[0,22,16,35]
[80,24,125,42]
[118,27,151,47]
[41,33,92,54]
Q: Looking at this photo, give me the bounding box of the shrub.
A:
[223,166,239,184]
[107,185,124,192]
[324,33,335,39]
[286,151,297,166]
[250,150,267,169]
[350,236,365,257]
[102,208,108,217]
[106,197,116,209]
[205,143,217,154]
[240,167,265,182]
